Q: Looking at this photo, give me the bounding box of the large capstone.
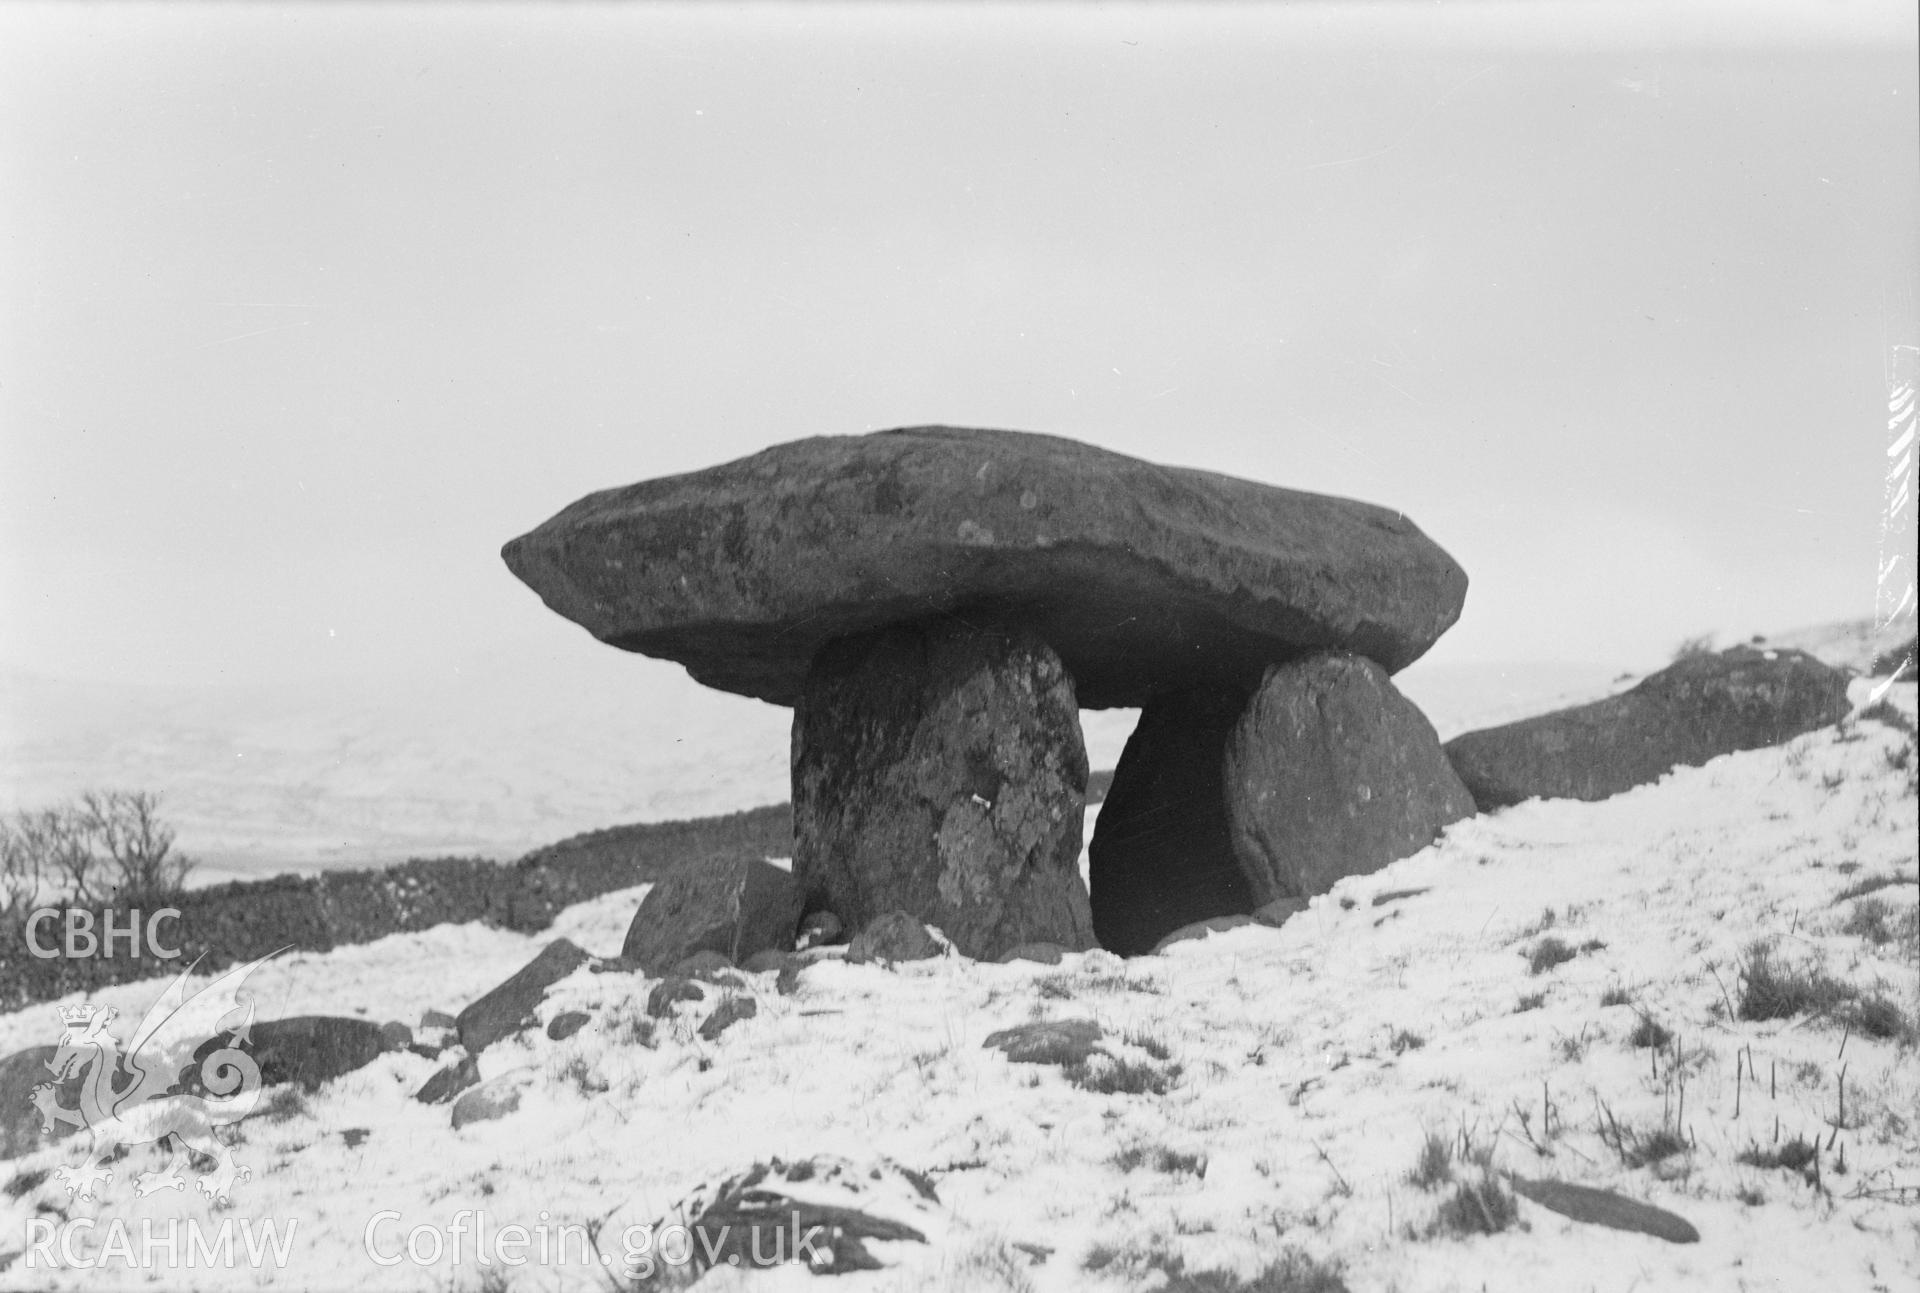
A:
[1088,683,1257,956]
[1225,652,1476,903]
[791,617,1094,960]
[1444,645,1852,809]
[501,425,1468,708]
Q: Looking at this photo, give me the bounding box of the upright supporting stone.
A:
[1225,652,1475,903]
[1088,683,1257,956]
[792,618,1094,960]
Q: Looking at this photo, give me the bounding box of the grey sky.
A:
[3,2,1915,693]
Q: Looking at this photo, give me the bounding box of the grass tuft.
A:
[1527,937,1579,976]
[1426,1173,1520,1238]
[1406,1132,1455,1191]
[1627,1014,1673,1050]
[1064,1054,1180,1096]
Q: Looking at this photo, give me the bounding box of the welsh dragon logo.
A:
[30,951,282,1204]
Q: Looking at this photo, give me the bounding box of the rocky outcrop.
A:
[1444,646,1852,809]
[621,858,803,976]
[795,621,1094,959]
[1226,653,1474,903]
[1089,685,1256,956]
[502,425,1468,707]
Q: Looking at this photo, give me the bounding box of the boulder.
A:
[414,1054,480,1105]
[982,1019,1103,1066]
[1226,653,1475,903]
[457,939,592,1054]
[1089,684,1257,956]
[794,620,1095,959]
[501,425,1467,706]
[846,912,944,967]
[188,1016,387,1093]
[621,858,804,976]
[1444,646,1852,809]
[450,1068,537,1130]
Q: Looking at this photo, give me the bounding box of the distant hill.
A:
[2,614,1904,881]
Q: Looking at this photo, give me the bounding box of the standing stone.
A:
[1444,645,1852,809]
[620,858,804,976]
[1089,684,1256,957]
[1226,653,1476,903]
[793,618,1094,960]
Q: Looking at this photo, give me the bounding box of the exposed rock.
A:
[450,1068,537,1130]
[457,939,592,1054]
[378,1021,413,1052]
[545,1011,591,1041]
[1226,653,1475,903]
[420,1009,457,1030]
[621,858,803,976]
[846,912,944,967]
[1089,684,1256,956]
[698,996,758,1041]
[414,1054,480,1105]
[646,978,705,1019]
[188,1016,386,1093]
[647,1156,936,1278]
[741,949,795,974]
[795,619,1095,959]
[994,942,1067,966]
[1444,646,1852,809]
[501,425,1467,707]
[1151,915,1255,952]
[983,1019,1103,1066]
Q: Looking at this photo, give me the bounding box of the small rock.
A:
[1253,897,1309,928]
[795,910,844,949]
[698,996,758,1041]
[994,942,1067,966]
[646,978,705,1019]
[545,1011,591,1041]
[983,1019,1104,1067]
[414,1054,480,1106]
[378,1021,413,1052]
[740,949,794,974]
[450,1068,537,1130]
[775,964,804,996]
[341,1128,371,1149]
[420,1009,457,1030]
[669,950,739,982]
[847,911,943,966]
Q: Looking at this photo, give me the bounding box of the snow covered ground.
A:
[0,671,1912,1290]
